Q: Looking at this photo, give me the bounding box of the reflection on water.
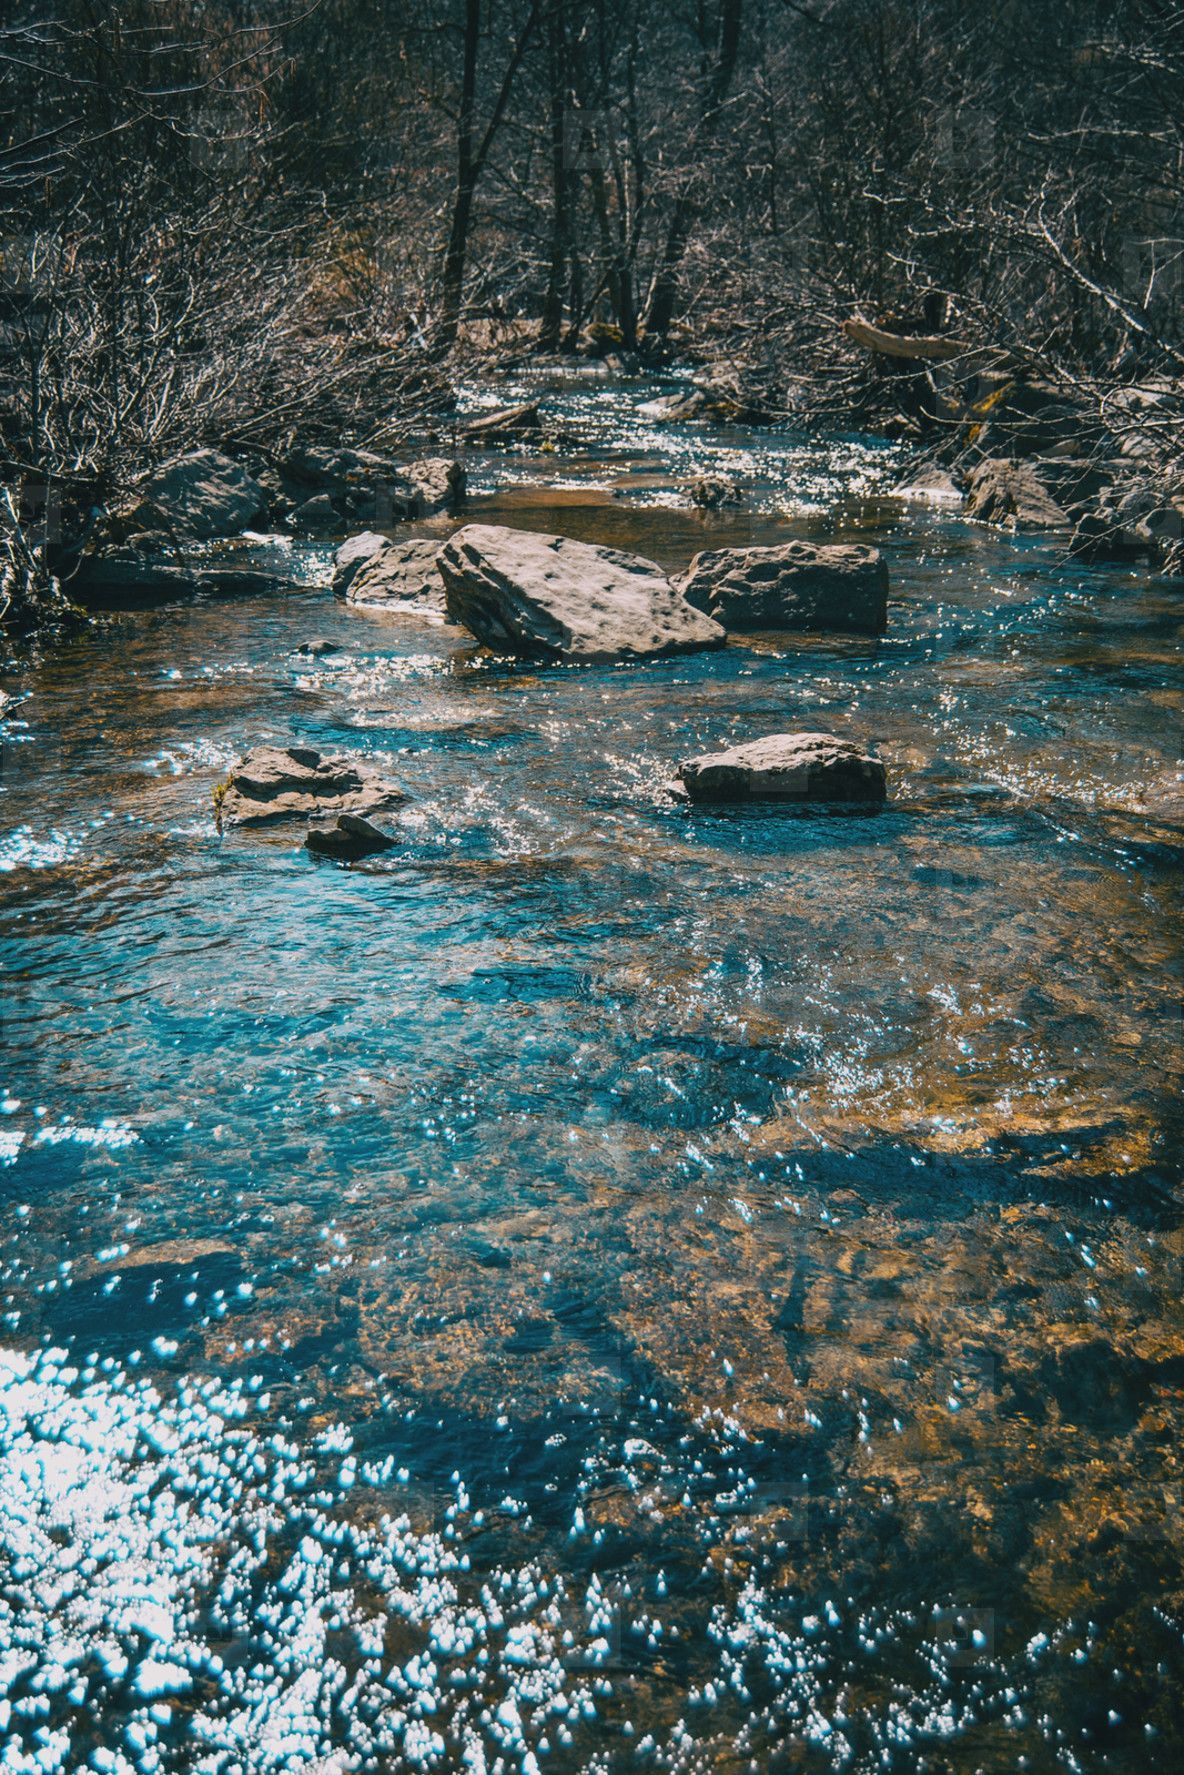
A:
[1,380,1183,1771]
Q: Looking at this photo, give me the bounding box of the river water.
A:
[1,369,1182,1773]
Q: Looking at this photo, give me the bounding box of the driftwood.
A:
[842,316,971,362]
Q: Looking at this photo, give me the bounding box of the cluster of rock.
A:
[888,371,1183,569]
[64,446,467,603]
[217,523,891,858]
[332,523,891,658]
[130,446,465,540]
[217,726,885,864]
[215,744,407,860]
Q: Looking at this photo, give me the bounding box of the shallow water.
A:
[1,376,1183,1773]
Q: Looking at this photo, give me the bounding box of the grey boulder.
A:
[216,745,408,828]
[440,528,727,667]
[134,449,267,540]
[438,524,724,662]
[408,457,466,515]
[331,532,389,596]
[679,541,888,635]
[677,733,886,805]
[965,459,1070,530]
[337,537,446,611]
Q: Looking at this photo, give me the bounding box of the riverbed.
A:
[1,370,1182,1773]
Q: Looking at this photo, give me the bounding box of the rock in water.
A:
[689,474,744,509]
[340,538,446,611]
[438,524,724,662]
[216,745,408,828]
[677,733,886,805]
[965,459,1070,530]
[408,458,466,515]
[331,532,389,597]
[134,449,267,540]
[305,812,398,860]
[679,541,888,635]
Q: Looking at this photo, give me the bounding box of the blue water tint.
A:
[1,396,1182,1771]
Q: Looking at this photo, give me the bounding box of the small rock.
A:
[462,403,543,444]
[677,733,886,805]
[680,541,888,635]
[216,745,408,828]
[294,639,340,657]
[438,523,724,662]
[305,812,398,860]
[893,466,963,504]
[689,474,744,509]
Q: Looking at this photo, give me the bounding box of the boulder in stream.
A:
[438,523,725,662]
[676,733,886,805]
[336,537,446,611]
[216,745,408,828]
[689,474,744,509]
[132,449,267,541]
[965,458,1071,530]
[679,541,888,635]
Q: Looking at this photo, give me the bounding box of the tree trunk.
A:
[643,0,743,341]
[539,9,569,351]
[436,0,480,353]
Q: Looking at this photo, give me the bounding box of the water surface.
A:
[1,378,1182,1773]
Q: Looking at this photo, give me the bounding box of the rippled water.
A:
[1,376,1183,1773]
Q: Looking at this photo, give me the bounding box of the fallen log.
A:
[842,316,971,362]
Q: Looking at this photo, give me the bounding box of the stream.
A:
[1,367,1182,1773]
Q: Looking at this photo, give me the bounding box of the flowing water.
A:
[1,370,1183,1774]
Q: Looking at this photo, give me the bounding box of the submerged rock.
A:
[294,638,340,657]
[339,538,446,611]
[680,541,888,635]
[677,732,886,804]
[216,745,408,828]
[689,474,744,509]
[133,449,267,541]
[438,523,724,662]
[965,458,1070,530]
[305,812,398,860]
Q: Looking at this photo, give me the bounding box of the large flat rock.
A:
[677,733,886,804]
[438,524,724,662]
[217,745,408,828]
[679,541,888,634]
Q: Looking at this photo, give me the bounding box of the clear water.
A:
[1,377,1182,1773]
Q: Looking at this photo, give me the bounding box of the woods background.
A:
[1,0,1181,504]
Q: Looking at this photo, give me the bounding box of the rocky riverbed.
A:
[1,371,1182,1774]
